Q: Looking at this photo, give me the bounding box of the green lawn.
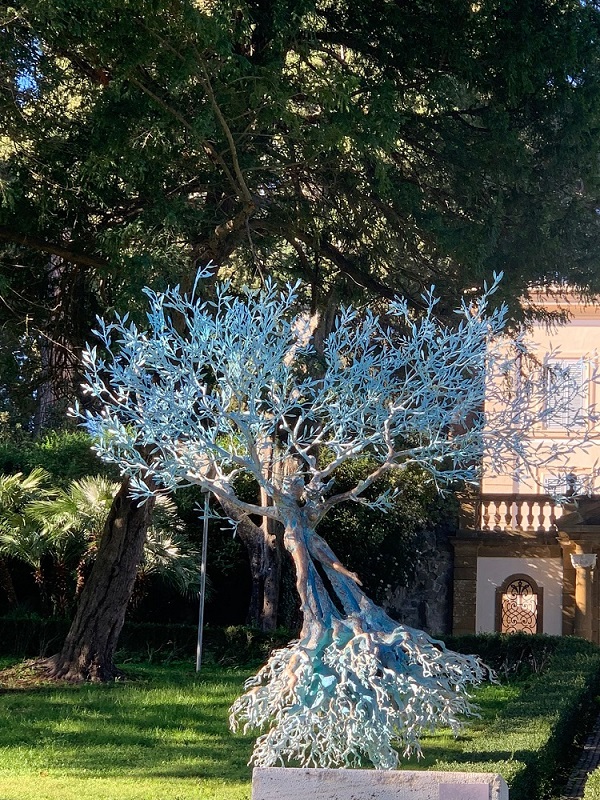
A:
[0,656,573,800]
[0,657,518,800]
[0,660,255,800]
[411,681,523,769]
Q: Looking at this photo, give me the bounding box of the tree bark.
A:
[219,497,282,631]
[0,558,17,607]
[32,255,81,432]
[241,518,263,626]
[51,559,71,617]
[42,479,155,681]
[260,516,281,631]
[33,333,77,431]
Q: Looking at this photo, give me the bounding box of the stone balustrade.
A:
[466,493,563,532]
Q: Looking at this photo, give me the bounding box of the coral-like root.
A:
[230,622,488,769]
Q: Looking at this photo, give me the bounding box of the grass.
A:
[406,637,600,800]
[0,659,255,800]
[0,655,517,800]
[0,650,589,800]
[410,681,524,768]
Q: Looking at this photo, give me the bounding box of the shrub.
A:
[445,632,559,679]
[117,622,291,665]
[585,767,600,800]
[429,635,600,800]
[0,430,113,485]
[317,459,456,605]
[0,616,290,665]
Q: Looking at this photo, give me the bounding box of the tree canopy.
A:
[2,0,600,337]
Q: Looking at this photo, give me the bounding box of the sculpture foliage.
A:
[75,270,590,768]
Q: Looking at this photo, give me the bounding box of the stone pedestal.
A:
[252,768,509,800]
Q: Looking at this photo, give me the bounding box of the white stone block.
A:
[252,767,509,800]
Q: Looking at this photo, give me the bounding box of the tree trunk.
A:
[33,562,51,617]
[42,479,155,681]
[33,255,81,432]
[242,520,263,626]
[260,516,281,631]
[219,497,282,631]
[51,559,71,617]
[0,557,17,607]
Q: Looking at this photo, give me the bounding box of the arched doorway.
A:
[495,574,543,634]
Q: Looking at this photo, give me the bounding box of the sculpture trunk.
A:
[232,506,487,768]
[281,509,377,641]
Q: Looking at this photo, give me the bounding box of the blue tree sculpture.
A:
[75,271,589,768]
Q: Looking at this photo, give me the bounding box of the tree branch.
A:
[282,228,400,301]
[187,476,280,520]
[196,62,254,205]
[137,20,254,206]
[128,73,242,201]
[0,227,106,270]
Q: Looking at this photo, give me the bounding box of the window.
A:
[544,472,593,497]
[544,358,586,428]
[495,574,543,634]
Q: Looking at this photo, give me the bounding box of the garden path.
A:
[562,713,600,799]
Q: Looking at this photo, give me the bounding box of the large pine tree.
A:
[2,0,600,677]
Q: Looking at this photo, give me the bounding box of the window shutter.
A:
[545,359,585,428]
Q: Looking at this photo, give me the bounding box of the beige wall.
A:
[476,556,563,634]
[483,293,600,495]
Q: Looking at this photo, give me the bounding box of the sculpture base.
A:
[252,767,509,800]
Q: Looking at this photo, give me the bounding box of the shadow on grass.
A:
[0,662,255,782]
[0,659,531,784]
[417,746,534,765]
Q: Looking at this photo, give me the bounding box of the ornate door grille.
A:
[500,577,538,634]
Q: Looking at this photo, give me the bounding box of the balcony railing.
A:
[464,493,564,533]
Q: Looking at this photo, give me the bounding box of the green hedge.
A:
[0,616,69,658]
[430,635,600,800]
[0,616,291,665]
[585,767,600,800]
[444,632,560,678]
[118,622,291,665]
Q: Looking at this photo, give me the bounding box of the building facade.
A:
[452,292,600,641]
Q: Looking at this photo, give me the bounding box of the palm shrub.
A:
[0,469,53,609]
[1,473,199,615]
[26,475,116,611]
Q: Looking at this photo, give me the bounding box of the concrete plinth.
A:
[252,767,509,800]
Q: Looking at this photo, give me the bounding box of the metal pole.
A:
[196,490,210,672]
